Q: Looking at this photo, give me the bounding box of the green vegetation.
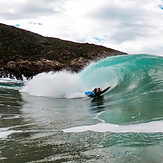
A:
[0,23,126,79]
[0,23,125,64]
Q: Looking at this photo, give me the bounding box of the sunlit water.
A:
[0,54,163,162]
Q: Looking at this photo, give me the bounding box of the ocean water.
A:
[0,54,163,162]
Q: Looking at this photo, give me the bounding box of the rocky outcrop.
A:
[2,58,91,79]
[2,59,65,79]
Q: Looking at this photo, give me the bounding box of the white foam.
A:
[63,120,163,133]
[20,71,85,98]
[0,78,22,83]
[0,128,22,139]
[4,115,21,120]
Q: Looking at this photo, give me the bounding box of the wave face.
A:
[80,54,163,91]
[79,54,163,124]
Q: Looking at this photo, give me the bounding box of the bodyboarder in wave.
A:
[85,86,111,97]
[93,87,110,96]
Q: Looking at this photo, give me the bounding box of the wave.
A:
[20,54,163,99]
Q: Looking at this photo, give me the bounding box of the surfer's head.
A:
[93,88,101,93]
[93,88,97,92]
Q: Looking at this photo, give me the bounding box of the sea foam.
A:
[63,120,163,133]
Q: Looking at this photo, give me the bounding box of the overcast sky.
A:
[0,0,163,56]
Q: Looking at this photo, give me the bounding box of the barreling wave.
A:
[19,54,163,99]
[81,54,163,124]
[80,54,163,92]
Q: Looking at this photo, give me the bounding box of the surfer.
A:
[85,86,111,97]
[93,86,110,96]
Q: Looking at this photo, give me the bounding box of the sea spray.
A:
[20,71,86,98]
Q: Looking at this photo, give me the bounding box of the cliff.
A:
[0,23,127,79]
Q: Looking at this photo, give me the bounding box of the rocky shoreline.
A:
[0,23,127,80]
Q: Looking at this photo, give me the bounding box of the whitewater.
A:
[0,54,163,162]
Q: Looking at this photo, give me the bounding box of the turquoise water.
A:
[0,54,163,162]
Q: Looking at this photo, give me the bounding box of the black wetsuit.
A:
[93,86,111,97]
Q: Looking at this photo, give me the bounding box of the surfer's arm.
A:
[100,86,111,94]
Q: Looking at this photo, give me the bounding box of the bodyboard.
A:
[85,91,95,97]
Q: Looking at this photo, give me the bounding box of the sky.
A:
[0,0,163,56]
